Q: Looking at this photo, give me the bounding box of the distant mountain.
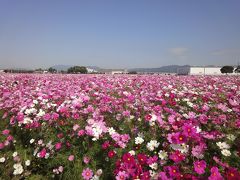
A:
[129,65,190,73]
[51,65,101,71]
[51,65,71,71]
[51,64,190,74]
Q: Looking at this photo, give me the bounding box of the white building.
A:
[111,70,127,75]
[86,68,97,73]
[189,67,222,75]
[188,66,239,75]
[99,69,128,74]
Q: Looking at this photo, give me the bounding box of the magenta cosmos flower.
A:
[170,150,185,163]
[55,142,62,151]
[137,153,147,165]
[194,160,206,174]
[208,167,223,180]
[82,168,93,180]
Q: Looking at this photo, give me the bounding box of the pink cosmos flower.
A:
[55,142,62,151]
[171,132,187,144]
[182,124,197,137]
[116,171,128,180]
[68,155,74,161]
[2,112,8,119]
[192,144,206,158]
[147,155,158,165]
[194,160,206,174]
[16,112,24,122]
[73,124,80,131]
[51,112,59,120]
[82,168,93,180]
[39,148,47,158]
[213,156,229,168]
[43,113,51,121]
[2,129,10,135]
[13,156,20,162]
[77,130,85,136]
[4,140,9,146]
[83,156,90,164]
[158,172,169,180]
[7,135,14,141]
[208,167,223,180]
[57,133,64,139]
[72,113,79,120]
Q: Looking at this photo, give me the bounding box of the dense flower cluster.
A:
[0,74,239,179]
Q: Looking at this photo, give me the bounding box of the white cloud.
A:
[169,47,189,59]
[211,48,240,56]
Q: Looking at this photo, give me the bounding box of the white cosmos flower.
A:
[92,124,103,139]
[195,126,202,133]
[0,157,5,163]
[45,153,50,159]
[36,109,45,117]
[25,108,37,115]
[12,152,18,157]
[158,150,168,160]
[149,162,158,170]
[108,127,116,135]
[147,140,159,151]
[226,134,236,141]
[91,175,100,180]
[150,114,157,122]
[129,150,135,156]
[30,139,35,144]
[149,170,157,178]
[25,160,31,166]
[187,102,193,107]
[33,100,38,104]
[135,137,144,145]
[216,142,230,150]
[149,121,155,126]
[170,144,189,154]
[182,114,189,119]
[221,149,231,156]
[13,163,24,175]
[23,117,33,124]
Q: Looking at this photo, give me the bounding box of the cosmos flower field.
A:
[0,74,240,180]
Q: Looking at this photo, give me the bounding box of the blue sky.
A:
[0,0,240,69]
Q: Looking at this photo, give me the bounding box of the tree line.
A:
[220,65,240,74]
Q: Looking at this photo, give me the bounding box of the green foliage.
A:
[48,67,57,73]
[67,66,88,74]
[220,66,234,74]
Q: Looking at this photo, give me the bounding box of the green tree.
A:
[128,71,137,74]
[48,67,57,73]
[67,66,88,74]
[220,66,234,74]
